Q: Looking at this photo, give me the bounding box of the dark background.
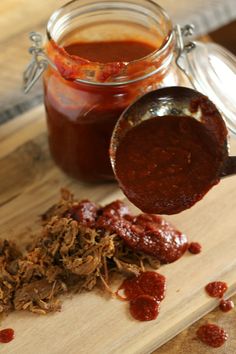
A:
[210,20,236,54]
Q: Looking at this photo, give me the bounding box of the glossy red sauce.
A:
[68,199,188,263]
[44,40,158,182]
[196,324,228,348]
[115,115,226,215]
[130,295,160,321]
[219,299,234,312]
[117,271,166,321]
[67,200,98,228]
[0,328,14,343]
[118,271,166,301]
[188,242,202,254]
[65,40,156,63]
[96,210,188,263]
[205,282,228,298]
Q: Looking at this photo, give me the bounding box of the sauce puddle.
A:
[117,271,166,321]
[0,328,14,344]
[196,324,228,348]
[205,281,228,298]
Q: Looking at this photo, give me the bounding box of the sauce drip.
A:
[115,115,225,215]
[130,295,160,321]
[0,328,14,343]
[196,324,228,348]
[117,271,166,321]
[119,271,166,301]
[219,299,234,312]
[205,282,228,298]
[188,242,202,254]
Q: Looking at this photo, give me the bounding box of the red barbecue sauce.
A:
[96,206,188,263]
[67,200,187,321]
[188,242,202,254]
[205,282,228,298]
[219,299,234,312]
[0,328,14,343]
[115,114,227,215]
[64,41,157,63]
[68,199,188,263]
[197,324,228,348]
[130,295,160,321]
[44,40,158,182]
[117,271,166,321]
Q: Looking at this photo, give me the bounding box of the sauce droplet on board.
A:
[117,271,166,321]
[119,271,166,301]
[205,282,228,298]
[219,299,234,312]
[188,242,202,254]
[196,324,228,348]
[129,295,160,321]
[0,328,14,343]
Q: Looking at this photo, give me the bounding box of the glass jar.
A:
[25,1,236,183]
[26,0,178,182]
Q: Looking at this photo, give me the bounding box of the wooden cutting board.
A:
[1,106,236,354]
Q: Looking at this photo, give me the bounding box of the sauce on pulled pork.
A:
[0,190,187,320]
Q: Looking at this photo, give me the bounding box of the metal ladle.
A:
[110,86,236,180]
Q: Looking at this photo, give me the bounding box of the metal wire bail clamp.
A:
[23,32,48,93]
[23,25,196,93]
[175,24,196,87]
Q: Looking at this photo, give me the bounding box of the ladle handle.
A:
[221,156,236,177]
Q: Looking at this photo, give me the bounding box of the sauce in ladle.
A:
[114,114,226,214]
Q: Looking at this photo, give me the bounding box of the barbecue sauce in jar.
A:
[43,0,176,182]
[44,40,162,182]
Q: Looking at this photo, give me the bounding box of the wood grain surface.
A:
[0,106,236,354]
[1,1,236,353]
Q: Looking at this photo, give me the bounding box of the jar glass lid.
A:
[183,41,236,135]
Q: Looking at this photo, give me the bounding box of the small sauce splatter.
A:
[119,271,166,301]
[138,271,166,301]
[0,328,14,343]
[117,271,166,321]
[188,242,202,254]
[205,281,228,298]
[219,299,234,312]
[197,324,228,348]
[118,276,143,301]
[129,295,160,321]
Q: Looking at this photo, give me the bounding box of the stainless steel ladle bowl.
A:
[110,86,236,179]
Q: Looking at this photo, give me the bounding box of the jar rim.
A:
[46,0,175,86]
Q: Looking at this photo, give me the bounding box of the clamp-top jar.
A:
[24,0,181,182]
[25,0,236,183]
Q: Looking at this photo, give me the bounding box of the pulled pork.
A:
[0,189,163,315]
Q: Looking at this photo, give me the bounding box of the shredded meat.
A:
[0,189,187,315]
